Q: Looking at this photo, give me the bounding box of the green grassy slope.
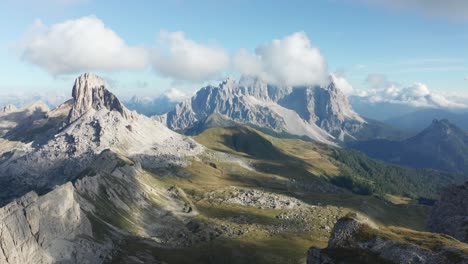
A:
[103,126,466,263]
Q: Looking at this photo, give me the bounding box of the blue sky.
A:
[0,0,467,103]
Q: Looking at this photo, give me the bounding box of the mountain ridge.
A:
[156,76,389,145]
[350,119,468,173]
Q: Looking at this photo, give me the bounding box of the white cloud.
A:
[364,73,398,90]
[364,0,468,20]
[233,32,328,87]
[164,87,191,102]
[19,16,149,75]
[330,73,353,95]
[357,74,466,109]
[152,31,229,82]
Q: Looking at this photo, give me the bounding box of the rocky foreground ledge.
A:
[0,183,109,264]
[308,214,468,264]
[429,181,468,244]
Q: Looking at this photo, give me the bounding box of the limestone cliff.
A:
[0,182,107,264]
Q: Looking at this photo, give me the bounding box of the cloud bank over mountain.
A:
[233,32,328,86]
[354,74,466,109]
[18,16,330,88]
[153,31,229,81]
[17,14,463,110]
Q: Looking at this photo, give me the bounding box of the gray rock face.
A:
[0,73,200,205]
[68,73,128,123]
[308,215,468,264]
[429,182,468,243]
[158,76,365,144]
[0,182,106,264]
[0,73,204,263]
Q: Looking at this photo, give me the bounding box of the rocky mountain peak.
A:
[68,73,127,123]
[1,104,17,113]
[430,119,452,130]
[218,77,237,91]
[421,119,462,139]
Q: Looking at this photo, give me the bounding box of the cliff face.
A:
[0,182,107,264]
[429,182,468,243]
[159,76,366,144]
[0,73,203,263]
[68,73,129,123]
[308,214,468,264]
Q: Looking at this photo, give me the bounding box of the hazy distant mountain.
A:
[349,96,422,121]
[351,119,468,173]
[385,108,468,133]
[123,95,178,116]
[157,76,403,144]
[0,92,67,110]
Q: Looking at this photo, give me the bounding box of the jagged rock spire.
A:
[68,73,127,123]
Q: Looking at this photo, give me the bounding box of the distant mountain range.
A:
[350,119,468,173]
[156,76,404,144]
[385,108,468,133]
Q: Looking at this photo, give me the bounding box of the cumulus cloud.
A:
[18,17,332,86]
[164,87,191,102]
[363,0,468,20]
[152,31,229,82]
[330,73,353,95]
[19,16,149,75]
[364,73,398,90]
[357,74,466,109]
[233,32,328,86]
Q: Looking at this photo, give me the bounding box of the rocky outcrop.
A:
[205,187,304,209]
[0,101,50,138]
[0,104,17,114]
[0,67,203,260]
[0,73,201,206]
[158,76,366,144]
[308,214,468,264]
[68,73,128,123]
[0,182,107,264]
[429,181,468,243]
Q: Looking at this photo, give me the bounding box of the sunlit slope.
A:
[93,126,464,263]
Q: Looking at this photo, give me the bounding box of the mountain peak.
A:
[427,119,455,134]
[411,118,467,144]
[219,77,237,89]
[431,118,451,126]
[68,73,127,123]
[1,104,17,113]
